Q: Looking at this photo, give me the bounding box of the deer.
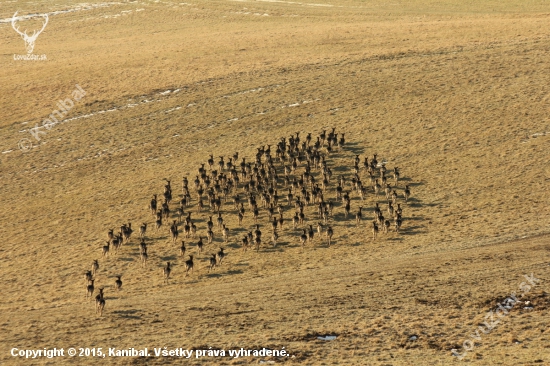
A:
[292,212,299,229]
[222,224,229,243]
[163,262,171,284]
[208,254,217,272]
[384,220,391,234]
[122,223,133,243]
[169,220,178,244]
[216,212,223,230]
[355,206,363,226]
[300,229,307,247]
[317,222,323,238]
[140,247,148,267]
[326,226,334,247]
[217,248,225,265]
[255,236,261,252]
[139,239,147,254]
[115,276,122,291]
[155,215,162,232]
[139,223,147,239]
[111,234,121,254]
[197,236,204,254]
[184,255,194,276]
[404,185,411,202]
[307,225,314,244]
[395,217,402,233]
[179,240,186,256]
[241,235,249,252]
[150,194,158,216]
[344,200,351,219]
[95,288,105,316]
[86,280,95,300]
[102,241,110,257]
[91,260,99,275]
[84,270,93,284]
[372,221,379,240]
[107,228,114,241]
[271,230,279,247]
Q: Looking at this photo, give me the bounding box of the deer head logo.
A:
[11,12,49,54]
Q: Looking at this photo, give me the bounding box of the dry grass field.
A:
[0,0,549,364]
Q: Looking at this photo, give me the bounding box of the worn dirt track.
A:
[0,0,549,364]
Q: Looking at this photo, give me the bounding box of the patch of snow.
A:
[317,335,337,341]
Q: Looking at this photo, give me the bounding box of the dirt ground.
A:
[0,0,549,364]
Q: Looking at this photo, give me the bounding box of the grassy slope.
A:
[0,0,549,364]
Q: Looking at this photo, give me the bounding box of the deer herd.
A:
[84,128,414,316]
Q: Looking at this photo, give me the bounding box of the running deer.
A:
[150,194,157,216]
[404,185,410,202]
[115,276,122,291]
[139,223,147,239]
[95,288,105,316]
[163,262,171,284]
[102,241,110,257]
[85,270,93,284]
[271,230,279,247]
[140,247,148,267]
[383,220,391,234]
[255,236,261,252]
[372,221,379,240]
[317,222,323,238]
[184,255,194,276]
[217,248,225,265]
[92,260,99,275]
[169,220,178,244]
[208,254,217,272]
[86,279,95,300]
[241,235,249,252]
[355,206,363,226]
[222,224,229,243]
[300,229,307,247]
[292,212,299,229]
[307,225,314,244]
[344,200,351,219]
[326,226,334,247]
[395,217,402,233]
[196,237,204,254]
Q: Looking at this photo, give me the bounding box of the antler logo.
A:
[11,12,48,54]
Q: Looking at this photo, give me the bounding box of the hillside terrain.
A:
[0,0,549,364]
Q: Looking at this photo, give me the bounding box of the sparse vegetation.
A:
[1,0,549,364]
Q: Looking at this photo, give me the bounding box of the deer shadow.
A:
[400,225,428,236]
[260,246,287,253]
[113,309,142,319]
[407,216,425,221]
[160,255,177,261]
[221,243,239,250]
[118,257,135,262]
[226,269,244,275]
[386,236,404,242]
[406,181,425,187]
[342,142,366,156]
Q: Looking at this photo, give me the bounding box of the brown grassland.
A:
[0,0,549,364]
